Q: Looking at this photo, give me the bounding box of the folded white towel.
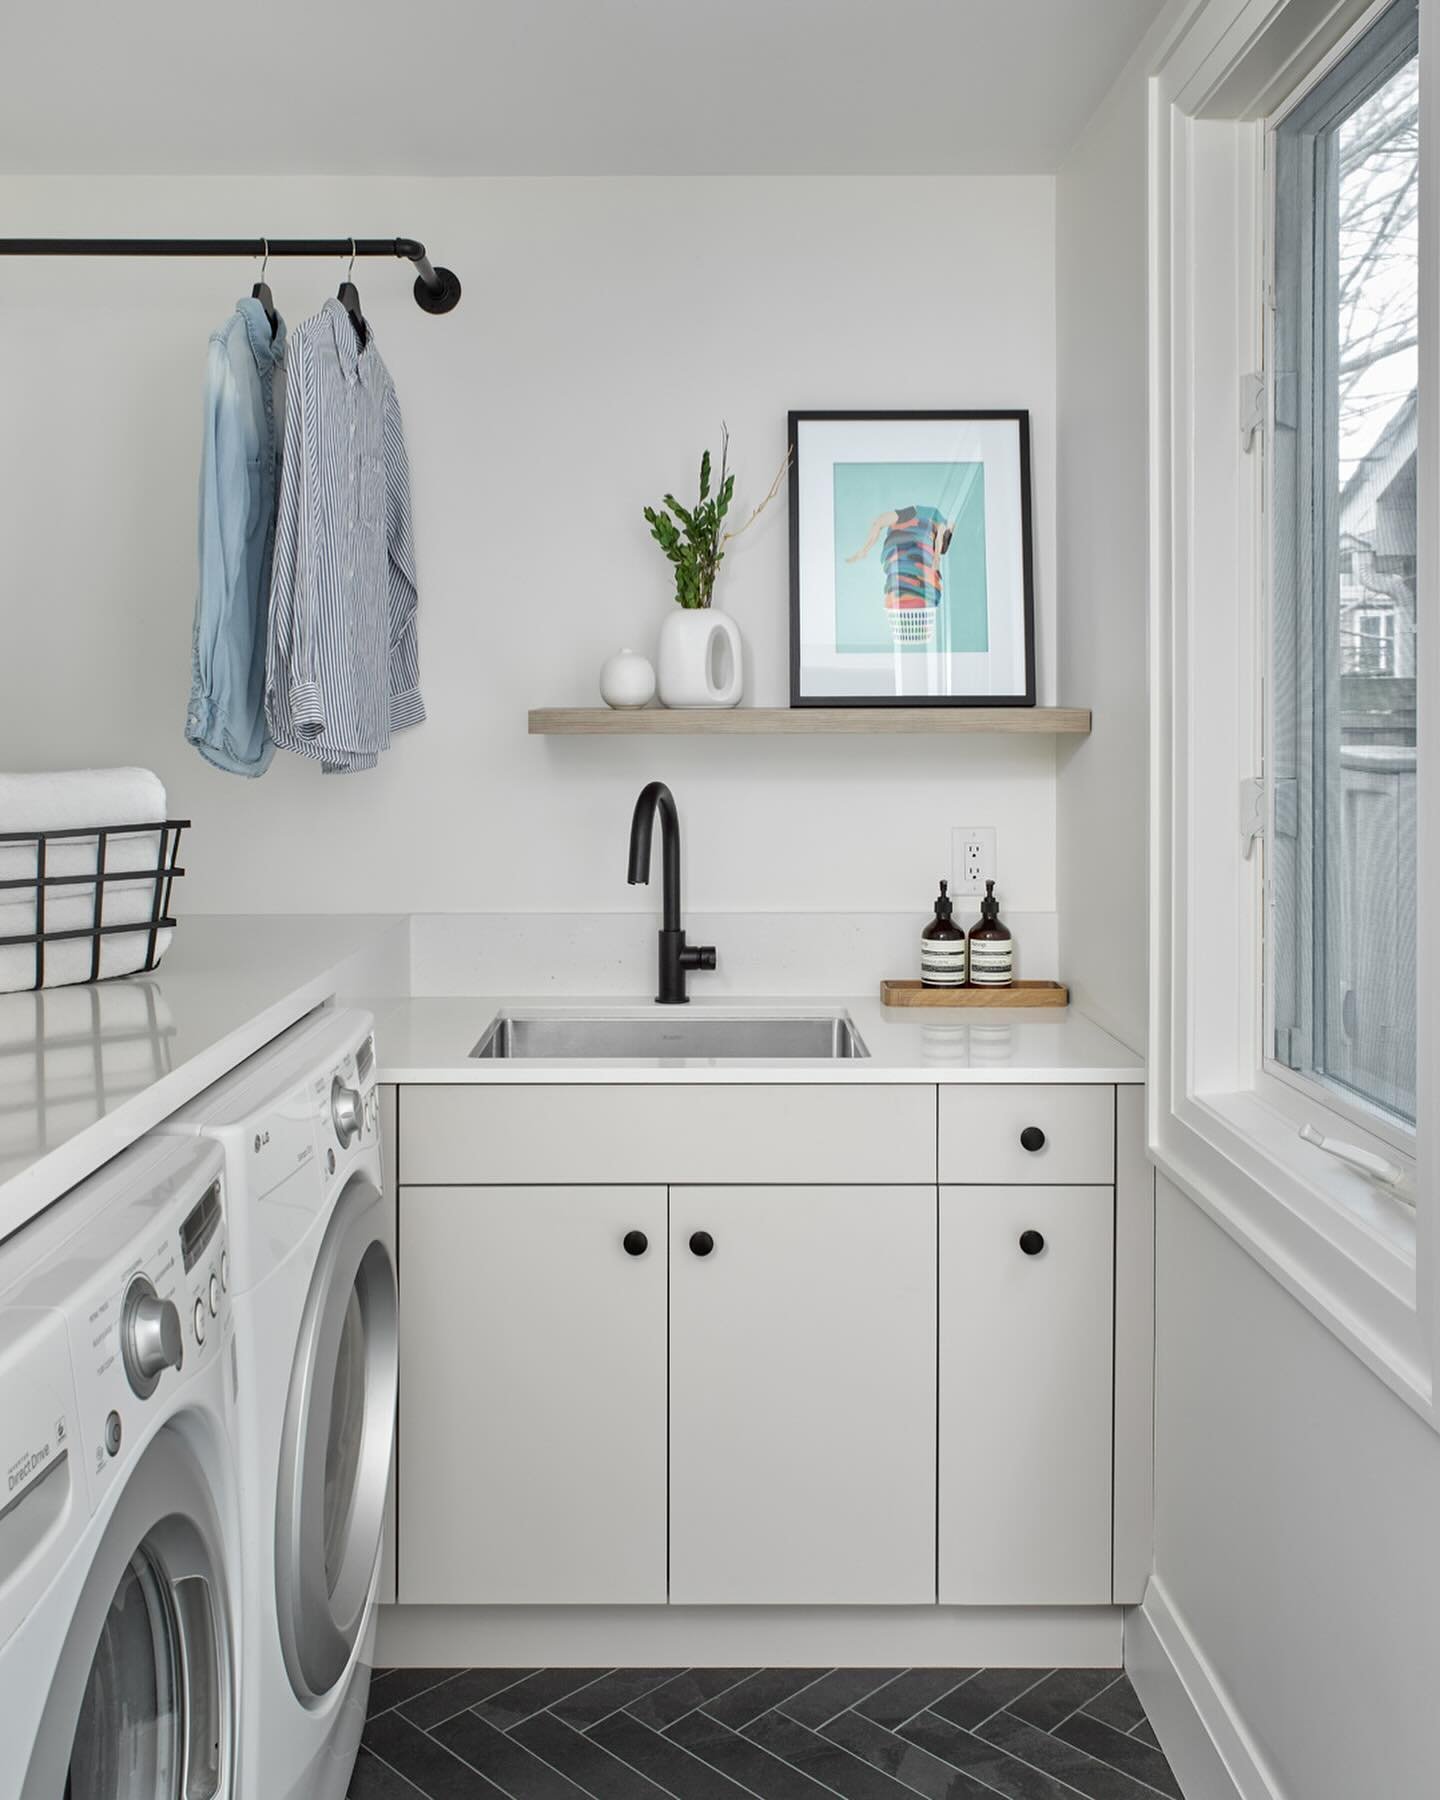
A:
[0,769,176,991]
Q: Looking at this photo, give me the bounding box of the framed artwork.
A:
[788,410,1036,706]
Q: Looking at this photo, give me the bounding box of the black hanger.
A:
[251,239,278,339]
[337,239,367,348]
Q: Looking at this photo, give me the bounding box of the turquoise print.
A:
[833,460,989,654]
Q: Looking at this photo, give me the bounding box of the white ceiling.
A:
[4,1,1163,176]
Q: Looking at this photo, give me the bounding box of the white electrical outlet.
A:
[951,827,997,897]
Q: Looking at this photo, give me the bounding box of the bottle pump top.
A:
[980,879,1000,921]
[934,880,954,920]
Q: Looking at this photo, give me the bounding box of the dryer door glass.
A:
[27,1432,232,1800]
[276,1174,398,1702]
[67,1547,182,1799]
[325,1285,368,1593]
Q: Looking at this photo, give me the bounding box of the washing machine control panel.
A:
[323,1033,379,1162]
[331,1074,364,1147]
[120,1275,184,1397]
[69,1177,233,1506]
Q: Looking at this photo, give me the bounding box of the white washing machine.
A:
[161,1007,395,1800]
[0,1133,240,1800]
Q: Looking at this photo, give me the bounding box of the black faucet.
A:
[627,781,716,1004]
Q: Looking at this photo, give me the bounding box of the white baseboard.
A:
[376,1604,1122,1668]
[1126,1577,1282,1800]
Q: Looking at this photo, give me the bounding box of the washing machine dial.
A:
[331,1075,363,1148]
[121,1276,183,1398]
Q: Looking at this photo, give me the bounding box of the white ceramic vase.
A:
[656,607,743,708]
[598,648,657,710]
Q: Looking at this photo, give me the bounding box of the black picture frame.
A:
[787,409,1037,707]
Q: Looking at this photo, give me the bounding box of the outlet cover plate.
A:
[952,827,996,897]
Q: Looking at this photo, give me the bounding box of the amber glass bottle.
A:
[966,879,1013,987]
[920,880,967,987]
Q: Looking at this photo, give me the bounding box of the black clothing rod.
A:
[0,236,462,313]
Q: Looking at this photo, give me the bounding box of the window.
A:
[1346,608,1397,676]
[1269,0,1419,1134]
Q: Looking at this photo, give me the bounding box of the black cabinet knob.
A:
[1019,1229,1046,1256]
[689,1230,714,1258]
[623,1230,648,1257]
[1020,1125,1047,1153]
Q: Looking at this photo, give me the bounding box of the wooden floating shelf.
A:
[529,707,1091,736]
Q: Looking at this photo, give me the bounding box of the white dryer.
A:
[161,1007,395,1800]
[0,1134,240,1800]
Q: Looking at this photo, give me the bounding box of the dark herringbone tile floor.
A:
[353,1666,1183,1800]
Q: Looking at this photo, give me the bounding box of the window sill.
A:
[1153,1087,1432,1426]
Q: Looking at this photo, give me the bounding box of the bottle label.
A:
[968,940,1013,985]
[921,937,967,986]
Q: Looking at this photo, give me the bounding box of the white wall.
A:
[1054,68,1150,1054]
[1152,1176,1440,1800]
[1054,10,1440,1796]
[0,175,1059,923]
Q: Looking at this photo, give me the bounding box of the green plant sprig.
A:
[643,425,789,610]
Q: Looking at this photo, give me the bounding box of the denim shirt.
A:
[185,298,287,777]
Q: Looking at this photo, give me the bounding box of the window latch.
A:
[1240,372,1265,453]
[1240,776,1265,858]
[1298,1124,1416,1208]
[1241,775,1298,857]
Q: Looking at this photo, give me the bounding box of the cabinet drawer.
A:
[939,1084,1113,1183]
[400,1084,936,1185]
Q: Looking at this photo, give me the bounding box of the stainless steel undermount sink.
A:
[470,1010,869,1062]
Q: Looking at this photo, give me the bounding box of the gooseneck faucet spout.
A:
[627,781,717,1004]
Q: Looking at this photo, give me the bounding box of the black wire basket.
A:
[0,819,189,992]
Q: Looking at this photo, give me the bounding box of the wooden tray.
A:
[880,979,1069,1008]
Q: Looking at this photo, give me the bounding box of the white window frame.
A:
[1261,0,1419,1152]
[1148,0,1437,1424]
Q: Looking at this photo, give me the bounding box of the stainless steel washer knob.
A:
[121,1276,183,1397]
[331,1076,363,1147]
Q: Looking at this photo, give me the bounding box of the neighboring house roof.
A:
[1340,390,1417,531]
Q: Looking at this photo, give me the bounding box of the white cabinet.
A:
[388,1079,1147,1617]
[938,1184,1114,1604]
[397,1185,667,1605]
[669,1186,937,1605]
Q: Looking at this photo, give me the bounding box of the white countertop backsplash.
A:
[0,911,1139,1242]
[409,909,1060,997]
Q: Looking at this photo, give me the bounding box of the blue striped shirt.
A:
[265,299,424,772]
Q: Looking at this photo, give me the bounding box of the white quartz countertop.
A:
[0,914,406,1244]
[0,914,1143,1243]
[368,996,1145,1086]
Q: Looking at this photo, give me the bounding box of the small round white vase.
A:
[656,607,743,708]
[599,648,657,710]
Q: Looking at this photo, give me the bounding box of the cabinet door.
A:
[939,1185,1113,1604]
[670,1185,936,1605]
[398,1185,667,1604]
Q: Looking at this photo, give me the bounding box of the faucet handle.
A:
[681,943,717,972]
